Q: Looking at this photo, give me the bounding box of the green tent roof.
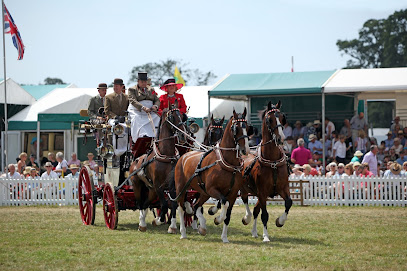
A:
[21,84,69,100]
[209,70,336,97]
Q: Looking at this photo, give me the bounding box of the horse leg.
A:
[168,199,178,234]
[241,193,253,225]
[221,197,236,243]
[153,190,168,226]
[276,188,293,227]
[251,200,261,238]
[195,206,207,236]
[259,201,270,242]
[208,200,221,215]
[138,208,149,232]
[214,195,229,225]
[178,205,187,239]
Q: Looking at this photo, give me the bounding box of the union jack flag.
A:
[4,4,24,60]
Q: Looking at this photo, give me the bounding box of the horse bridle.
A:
[231,116,248,146]
[208,120,224,146]
[264,108,284,145]
[165,108,187,142]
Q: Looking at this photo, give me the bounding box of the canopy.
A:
[0,78,36,105]
[209,70,336,99]
[323,67,407,93]
[21,83,76,100]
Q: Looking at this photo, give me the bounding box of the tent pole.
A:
[322,88,326,174]
[36,121,40,164]
[2,0,8,172]
[207,93,210,127]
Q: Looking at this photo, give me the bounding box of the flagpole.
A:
[2,0,8,173]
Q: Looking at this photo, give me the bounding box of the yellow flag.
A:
[174,66,186,86]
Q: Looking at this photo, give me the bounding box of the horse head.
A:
[262,100,286,144]
[206,114,225,146]
[162,100,187,144]
[230,108,250,156]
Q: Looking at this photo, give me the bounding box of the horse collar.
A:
[215,142,244,173]
[153,140,180,163]
[257,143,286,169]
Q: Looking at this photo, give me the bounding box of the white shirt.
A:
[56,159,68,177]
[41,171,58,179]
[325,121,335,138]
[6,172,21,179]
[66,172,79,178]
[333,141,347,158]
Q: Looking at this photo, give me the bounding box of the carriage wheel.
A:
[103,183,118,230]
[78,167,96,225]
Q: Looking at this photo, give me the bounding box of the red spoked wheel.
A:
[78,166,96,225]
[184,213,193,227]
[103,183,118,230]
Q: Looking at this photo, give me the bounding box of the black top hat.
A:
[138,72,148,81]
[97,83,108,89]
[113,78,124,85]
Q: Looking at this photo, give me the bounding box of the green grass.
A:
[0,205,406,271]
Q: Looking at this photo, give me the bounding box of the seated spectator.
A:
[402,162,407,176]
[396,148,407,165]
[332,135,350,164]
[47,152,58,168]
[290,164,303,177]
[85,152,98,173]
[68,153,81,167]
[336,163,346,176]
[376,146,385,163]
[284,136,296,156]
[355,130,368,154]
[283,122,292,138]
[291,138,313,166]
[248,127,261,147]
[308,120,321,139]
[343,163,354,177]
[392,124,402,139]
[55,152,68,177]
[352,161,361,176]
[384,131,394,149]
[308,134,323,155]
[23,166,32,178]
[292,121,305,141]
[388,147,398,161]
[379,140,386,150]
[351,150,363,163]
[325,117,335,139]
[310,151,323,169]
[384,163,402,177]
[359,164,374,177]
[41,162,58,178]
[26,154,40,171]
[339,119,352,143]
[392,138,403,155]
[391,116,403,131]
[300,164,313,177]
[27,168,40,180]
[6,164,21,179]
[303,122,314,147]
[326,162,337,177]
[396,130,406,146]
[66,165,80,178]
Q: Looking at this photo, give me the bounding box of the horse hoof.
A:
[152,220,157,226]
[263,237,270,242]
[198,227,207,236]
[138,226,147,232]
[222,238,229,243]
[180,235,188,240]
[168,227,177,234]
[275,217,284,228]
[242,217,249,225]
[214,217,220,226]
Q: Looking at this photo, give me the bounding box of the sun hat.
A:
[387,131,393,135]
[329,162,337,168]
[295,120,302,126]
[23,166,32,175]
[45,162,53,167]
[353,161,361,167]
[160,78,183,91]
[69,164,79,170]
[313,120,321,125]
[293,164,303,170]
[390,163,402,175]
[337,163,345,168]
[87,152,94,156]
[308,134,317,141]
[354,150,363,157]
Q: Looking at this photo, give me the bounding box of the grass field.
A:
[0,205,406,271]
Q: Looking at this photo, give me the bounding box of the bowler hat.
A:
[160,78,183,91]
[138,72,148,81]
[113,78,124,85]
[97,83,108,89]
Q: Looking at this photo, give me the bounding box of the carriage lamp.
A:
[99,144,114,159]
[113,124,124,136]
[188,118,200,134]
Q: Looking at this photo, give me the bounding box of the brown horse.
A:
[203,115,225,147]
[240,101,292,242]
[170,108,250,242]
[129,102,187,233]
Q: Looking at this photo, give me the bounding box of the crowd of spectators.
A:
[281,113,407,178]
[1,151,98,180]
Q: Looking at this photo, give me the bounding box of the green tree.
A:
[128,58,216,86]
[337,9,407,68]
[44,77,66,85]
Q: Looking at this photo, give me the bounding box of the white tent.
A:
[0,78,36,105]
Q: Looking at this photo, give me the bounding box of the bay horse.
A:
[170,108,250,242]
[240,101,292,242]
[129,101,187,234]
[203,115,225,147]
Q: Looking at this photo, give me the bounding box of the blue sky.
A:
[1,0,406,87]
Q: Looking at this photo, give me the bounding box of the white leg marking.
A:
[215,201,229,224]
[276,118,285,141]
[139,209,148,228]
[168,218,177,234]
[243,203,252,224]
[191,219,198,230]
[278,212,288,226]
[196,207,207,230]
[221,224,229,243]
[263,225,270,242]
[184,201,193,215]
[208,205,219,215]
[251,218,258,238]
[154,216,164,226]
[178,206,187,239]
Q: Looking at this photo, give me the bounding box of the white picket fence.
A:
[0,177,79,206]
[0,176,406,207]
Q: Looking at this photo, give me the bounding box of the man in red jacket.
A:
[158,78,187,116]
